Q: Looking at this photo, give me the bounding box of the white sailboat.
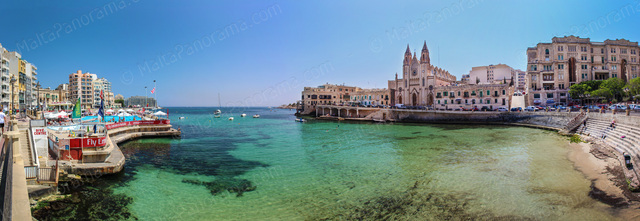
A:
[228,117,234,121]
[253,114,260,118]
[241,113,247,117]
[214,93,222,116]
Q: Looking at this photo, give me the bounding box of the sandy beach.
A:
[568,138,640,220]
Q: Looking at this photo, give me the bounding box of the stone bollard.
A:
[626,109,630,116]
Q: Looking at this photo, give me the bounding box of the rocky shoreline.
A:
[567,139,640,220]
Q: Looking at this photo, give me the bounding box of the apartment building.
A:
[468,64,515,85]
[526,36,640,106]
[2,47,38,110]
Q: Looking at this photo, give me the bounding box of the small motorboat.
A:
[214,115,221,118]
[228,117,234,121]
[241,113,247,117]
[295,118,306,122]
[253,114,260,118]
[215,109,221,114]
[179,117,186,120]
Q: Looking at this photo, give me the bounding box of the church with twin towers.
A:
[388,41,457,106]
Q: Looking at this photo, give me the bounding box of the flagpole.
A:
[154,80,157,108]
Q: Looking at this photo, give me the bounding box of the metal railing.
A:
[24,166,37,179]
[0,119,14,220]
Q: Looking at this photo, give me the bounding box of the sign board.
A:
[69,137,108,148]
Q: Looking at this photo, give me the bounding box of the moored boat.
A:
[228,117,234,121]
[241,113,247,117]
[253,114,260,118]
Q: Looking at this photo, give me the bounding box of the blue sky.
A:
[1,0,640,106]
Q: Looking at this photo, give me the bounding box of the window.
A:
[621,49,627,54]
[486,90,490,95]
[611,48,616,53]
[530,65,537,71]
[581,55,587,61]
[612,65,617,70]
[601,48,604,54]
[547,93,553,98]
[443,91,448,96]
[558,55,564,60]
[581,46,587,52]
[568,46,576,52]
[458,91,461,96]
[558,64,564,69]
[581,65,588,70]
[632,49,637,55]
[502,90,506,95]
[545,49,549,55]
[534,94,540,98]
[558,46,564,51]
[611,56,617,61]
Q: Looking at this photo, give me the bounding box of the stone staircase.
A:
[578,118,640,159]
[18,128,35,167]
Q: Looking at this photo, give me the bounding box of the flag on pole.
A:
[100,90,103,100]
[72,97,81,119]
[98,99,104,122]
[151,87,156,94]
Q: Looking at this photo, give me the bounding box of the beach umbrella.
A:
[153,111,167,116]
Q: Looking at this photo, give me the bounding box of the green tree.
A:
[600,77,625,101]
[625,77,640,100]
[589,88,612,100]
[569,83,591,105]
[115,99,124,107]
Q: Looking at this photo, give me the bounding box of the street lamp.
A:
[36,81,40,111]
[10,77,15,115]
[153,80,156,108]
[145,86,148,108]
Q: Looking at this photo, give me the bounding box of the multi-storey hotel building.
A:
[526,36,640,106]
[69,70,96,108]
[388,41,456,107]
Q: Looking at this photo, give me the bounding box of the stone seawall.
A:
[391,110,582,131]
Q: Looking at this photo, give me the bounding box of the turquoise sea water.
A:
[39,107,622,220]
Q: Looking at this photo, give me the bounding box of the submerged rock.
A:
[182,177,257,197]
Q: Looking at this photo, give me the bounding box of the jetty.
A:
[0,111,180,220]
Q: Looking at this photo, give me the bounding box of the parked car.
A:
[510,107,522,111]
[525,106,537,111]
[480,106,491,111]
[556,105,567,110]
[496,107,508,112]
[535,106,544,110]
[609,104,627,110]
[471,106,480,111]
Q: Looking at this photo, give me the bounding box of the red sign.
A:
[33,128,47,135]
[105,120,170,130]
[69,137,108,148]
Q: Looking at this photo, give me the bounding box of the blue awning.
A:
[546,99,555,104]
